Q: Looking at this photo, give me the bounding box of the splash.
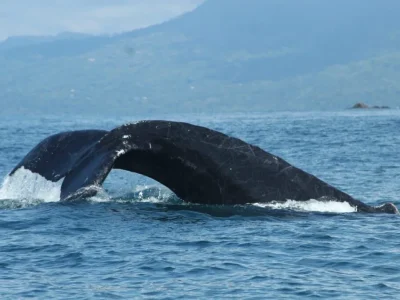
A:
[0,167,63,202]
[131,185,173,203]
[108,185,174,204]
[253,199,357,213]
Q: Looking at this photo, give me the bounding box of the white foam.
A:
[136,196,166,203]
[134,185,172,203]
[253,199,357,213]
[0,167,63,202]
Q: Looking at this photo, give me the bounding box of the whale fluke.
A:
[8,121,398,214]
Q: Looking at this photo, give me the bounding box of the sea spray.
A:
[253,199,357,213]
[0,167,63,202]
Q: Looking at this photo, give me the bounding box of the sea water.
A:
[0,110,399,299]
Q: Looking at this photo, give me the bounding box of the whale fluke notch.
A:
[8,120,399,214]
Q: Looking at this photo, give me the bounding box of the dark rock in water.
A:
[352,103,390,109]
[352,102,369,109]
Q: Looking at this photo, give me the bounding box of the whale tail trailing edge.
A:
[7,120,399,214]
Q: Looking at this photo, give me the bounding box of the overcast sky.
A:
[0,0,204,41]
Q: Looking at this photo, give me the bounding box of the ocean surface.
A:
[1,110,400,299]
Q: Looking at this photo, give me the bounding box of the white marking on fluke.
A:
[115,149,127,157]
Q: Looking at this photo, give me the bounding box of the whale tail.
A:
[6,120,400,214]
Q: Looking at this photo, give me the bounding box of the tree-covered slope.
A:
[1,0,400,115]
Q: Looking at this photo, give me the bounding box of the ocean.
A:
[0,110,399,299]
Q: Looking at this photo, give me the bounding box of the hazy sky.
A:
[0,0,204,40]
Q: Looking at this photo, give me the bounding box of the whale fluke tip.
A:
[375,203,399,214]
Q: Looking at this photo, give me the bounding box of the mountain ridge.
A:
[1,0,400,115]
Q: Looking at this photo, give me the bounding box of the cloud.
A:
[0,0,204,40]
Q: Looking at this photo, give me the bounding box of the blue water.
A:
[1,111,400,299]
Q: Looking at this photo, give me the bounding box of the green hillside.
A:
[1,0,400,115]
